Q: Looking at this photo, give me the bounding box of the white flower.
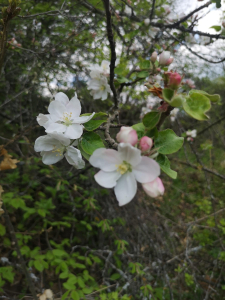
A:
[144,18,150,26]
[42,92,94,139]
[170,108,179,122]
[88,76,111,101]
[186,129,197,138]
[89,143,160,206]
[34,132,85,168]
[124,5,132,16]
[89,60,110,79]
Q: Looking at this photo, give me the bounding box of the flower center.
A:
[100,85,106,91]
[52,145,65,156]
[116,161,132,175]
[62,112,73,126]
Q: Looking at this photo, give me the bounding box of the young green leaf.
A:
[81,132,105,155]
[143,112,161,129]
[154,129,184,155]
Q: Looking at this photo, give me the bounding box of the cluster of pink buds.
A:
[116,126,164,198]
[164,71,182,90]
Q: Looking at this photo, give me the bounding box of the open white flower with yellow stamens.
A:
[34,132,85,168]
[89,143,160,206]
[44,92,95,139]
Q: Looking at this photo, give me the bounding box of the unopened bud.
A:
[139,136,153,152]
[150,51,157,63]
[168,72,182,90]
[144,18,150,26]
[116,126,138,146]
[142,177,165,198]
[159,51,171,66]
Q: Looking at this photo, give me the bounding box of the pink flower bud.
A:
[168,72,182,90]
[159,51,171,66]
[142,177,165,198]
[116,126,138,146]
[166,57,174,65]
[150,51,157,63]
[139,136,153,151]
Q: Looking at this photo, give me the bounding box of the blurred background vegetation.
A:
[1,0,225,299]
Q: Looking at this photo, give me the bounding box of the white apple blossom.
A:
[87,76,111,101]
[186,129,197,139]
[41,92,95,139]
[34,132,85,168]
[170,108,179,122]
[89,143,160,206]
[89,60,110,79]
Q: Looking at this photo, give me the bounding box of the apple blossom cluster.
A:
[89,126,164,206]
[186,129,197,142]
[87,60,112,101]
[34,92,95,168]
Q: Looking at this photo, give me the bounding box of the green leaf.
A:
[81,112,108,120]
[132,123,145,138]
[61,291,70,300]
[78,143,90,160]
[189,89,221,103]
[71,291,80,300]
[156,154,177,179]
[110,273,121,280]
[60,271,69,279]
[77,276,85,288]
[0,224,6,236]
[52,249,67,257]
[162,88,174,103]
[210,25,221,31]
[137,71,149,78]
[146,127,158,139]
[84,119,106,131]
[67,275,77,285]
[140,60,150,69]
[116,76,129,83]
[143,112,161,129]
[81,132,105,155]
[114,66,125,75]
[183,91,211,121]
[154,129,184,154]
[34,260,44,272]
[170,95,185,108]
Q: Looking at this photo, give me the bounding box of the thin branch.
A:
[19,10,60,18]
[198,116,225,135]
[149,0,156,21]
[103,0,119,108]
[173,159,225,180]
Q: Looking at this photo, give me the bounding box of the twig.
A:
[103,0,119,108]
[104,111,119,149]
[149,0,156,21]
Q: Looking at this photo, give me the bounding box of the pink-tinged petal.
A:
[41,151,64,165]
[55,92,69,106]
[118,143,141,167]
[142,177,165,198]
[48,101,65,121]
[114,172,137,206]
[65,146,85,169]
[64,124,83,139]
[66,94,81,118]
[139,136,153,151]
[48,132,70,146]
[45,122,66,133]
[132,157,160,183]
[72,112,95,124]
[34,135,61,152]
[89,148,122,172]
[94,170,121,188]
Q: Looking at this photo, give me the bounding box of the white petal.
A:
[66,94,81,118]
[94,170,121,188]
[48,132,70,146]
[48,101,65,121]
[45,122,66,133]
[41,151,64,165]
[37,114,50,127]
[64,124,83,139]
[132,157,160,183]
[114,173,137,206]
[65,146,85,169]
[72,112,95,124]
[34,135,61,152]
[89,148,122,172]
[118,143,141,167]
[55,92,69,106]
